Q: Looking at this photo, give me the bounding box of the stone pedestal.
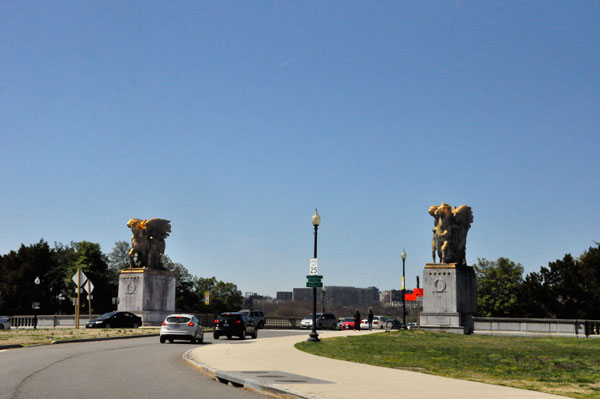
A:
[420,263,477,334]
[118,268,176,326]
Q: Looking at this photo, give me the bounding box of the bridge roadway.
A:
[0,330,307,399]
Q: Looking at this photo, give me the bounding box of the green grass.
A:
[295,331,600,398]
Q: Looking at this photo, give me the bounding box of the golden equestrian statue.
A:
[126,218,172,269]
[428,204,473,266]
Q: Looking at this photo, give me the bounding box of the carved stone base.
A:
[419,263,477,334]
[118,268,175,326]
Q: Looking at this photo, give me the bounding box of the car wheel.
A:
[317,323,322,330]
[198,333,204,344]
[331,323,336,330]
[0,325,4,330]
[240,330,246,340]
[252,329,257,339]
[160,336,166,344]
[213,332,220,340]
[227,334,232,340]
[258,321,264,329]
[132,322,138,329]
[191,333,197,344]
[105,323,111,329]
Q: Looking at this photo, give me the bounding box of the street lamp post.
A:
[307,209,321,343]
[401,250,407,329]
[34,276,40,329]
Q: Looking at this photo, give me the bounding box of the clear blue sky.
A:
[1,2,598,297]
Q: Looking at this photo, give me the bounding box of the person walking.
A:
[353,309,361,331]
[367,308,374,330]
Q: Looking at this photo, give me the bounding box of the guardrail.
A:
[473,317,600,338]
[9,315,97,329]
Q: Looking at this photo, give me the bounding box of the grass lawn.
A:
[295,330,600,399]
[0,327,161,347]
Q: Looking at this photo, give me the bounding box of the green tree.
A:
[474,257,524,317]
[69,241,114,314]
[520,244,600,319]
[162,255,198,311]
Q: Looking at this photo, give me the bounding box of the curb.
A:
[182,349,317,399]
[0,344,24,350]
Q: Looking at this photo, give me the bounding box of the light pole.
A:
[34,276,40,329]
[401,249,407,329]
[308,209,321,342]
[322,287,326,313]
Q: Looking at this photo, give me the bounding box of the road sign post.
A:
[72,269,88,329]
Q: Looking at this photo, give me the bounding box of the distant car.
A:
[160,314,203,344]
[386,319,403,330]
[339,317,355,330]
[86,311,142,328]
[214,312,257,340]
[360,316,388,330]
[239,309,266,329]
[0,316,11,330]
[337,317,354,330]
[300,313,338,330]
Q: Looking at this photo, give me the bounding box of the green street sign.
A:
[306,282,323,288]
[306,275,323,281]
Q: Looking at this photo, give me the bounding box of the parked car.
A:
[214,312,257,340]
[360,315,388,330]
[0,316,11,330]
[239,309,265,329]
[160,313,203,344]
[339,317,355,330]
[386,319,403,330]
[300,313,338,330]
[86,311,142,328]
[337,317,353,330]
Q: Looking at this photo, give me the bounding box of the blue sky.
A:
[1,2,598,297]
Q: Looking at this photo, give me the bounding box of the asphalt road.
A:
[0,329,307,399]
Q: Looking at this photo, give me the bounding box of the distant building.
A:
[293,287,323,302]
[276,291,292,302]
[322,286,380,307]
[380,289,403,307]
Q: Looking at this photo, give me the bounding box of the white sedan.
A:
[160,314,203,343]
[360,316,388,330]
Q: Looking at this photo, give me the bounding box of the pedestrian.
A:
[367,308,374,330]
[353,309,361,331]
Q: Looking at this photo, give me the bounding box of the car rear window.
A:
[166,316,190,323]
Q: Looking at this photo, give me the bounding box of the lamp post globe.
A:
[401,250,407,329]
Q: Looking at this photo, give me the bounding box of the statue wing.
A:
[145,219,172,239]
[453,205,473,227]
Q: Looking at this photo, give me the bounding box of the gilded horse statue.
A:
[127,218,171,269]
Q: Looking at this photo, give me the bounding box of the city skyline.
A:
[2,3,598,297]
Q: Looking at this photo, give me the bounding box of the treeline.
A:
[475,243,600,319]
[0,239,243,316]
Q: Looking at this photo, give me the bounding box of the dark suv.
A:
[239,309,265,328]
[213,312,257,340]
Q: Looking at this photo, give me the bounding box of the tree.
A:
[162,255,198,311]
[520,244,600,319]
[474,257,524,317]
[69,241,114,314]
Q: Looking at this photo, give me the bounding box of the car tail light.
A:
[188,322,194,327]
[214,320,219,324]
[162,321,166,326]
[235,320,241,324]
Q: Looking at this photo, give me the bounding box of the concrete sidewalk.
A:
[184,330,568,399]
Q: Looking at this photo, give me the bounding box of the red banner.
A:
[405,293,417,301]
[413,288,424,297]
